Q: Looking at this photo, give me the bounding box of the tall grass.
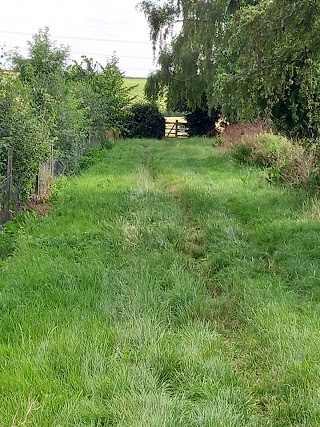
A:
[0,139,319,425]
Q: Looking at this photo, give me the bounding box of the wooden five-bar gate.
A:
[165,118,188,138]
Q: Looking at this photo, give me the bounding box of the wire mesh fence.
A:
[0,146,13,225]
[0,129,105,225]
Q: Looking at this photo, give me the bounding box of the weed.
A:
[79,148,108,171]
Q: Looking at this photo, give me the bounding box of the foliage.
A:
[11,28,88,161]
[66,56,132,141]
[0,75,52,198]
[230,132,319,190]
[78,147,107,171]
[221,119,272,147]
[141,0,320,138]
[185,107,220,137]
[0,28,134,211]
[231,142,254,165]
[125,101,165,139]
[214,0,320,138]
[140,0,258,113]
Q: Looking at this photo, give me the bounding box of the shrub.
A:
[230,130,320,191]
[185,108,220,137]
[0,76,52,199]
[222,119,272,148]
[275,145,318,190]
[125,102,165,139]
[231,142,254,165]
[243,133,293,168]
[79,147,107,171]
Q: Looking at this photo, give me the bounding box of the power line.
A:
[4,44,152,60]
[1,47,153,75]
[0,30,150,45]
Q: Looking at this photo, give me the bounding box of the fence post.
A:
[2,147,13,223]
[50,143,54,176]
[175,120,178,138]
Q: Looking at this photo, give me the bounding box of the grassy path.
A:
[0,139,319,426]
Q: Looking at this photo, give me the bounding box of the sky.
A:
[0,0,156,77]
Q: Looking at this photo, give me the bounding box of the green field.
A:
[0,139,320,425]
[123,77,147,100]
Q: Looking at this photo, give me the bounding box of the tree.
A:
[66,56,132,141]
[141,0,320,138]
[213,0,320,138]
[11,28,88,160]
[140,0,259,110]
[0,75,51,197]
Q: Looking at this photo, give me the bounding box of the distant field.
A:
[123,77,147,99]
[123,77,166,112]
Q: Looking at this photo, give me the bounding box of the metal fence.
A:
[0,130,104,226]
[0,147,13,225]
[36,132,90,199]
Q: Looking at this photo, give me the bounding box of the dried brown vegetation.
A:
[221,119,272,148]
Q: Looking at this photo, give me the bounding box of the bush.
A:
[79,147,107,170]
[230,131,320,190]
[0,76,52,199]
[231,142,254,165]
[222,119,272,148]
[185,108,220,137]
[237,133,293,168]
[125,102,165,139]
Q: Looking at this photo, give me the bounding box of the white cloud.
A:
[0,0,155,76]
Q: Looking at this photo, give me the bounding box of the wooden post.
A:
[175,120,178,138]
[2,147,13,223]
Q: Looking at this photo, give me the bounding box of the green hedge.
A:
[125,102,165,139]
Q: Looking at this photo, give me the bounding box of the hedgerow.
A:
[0,28,132,206]
[0,76,52,198]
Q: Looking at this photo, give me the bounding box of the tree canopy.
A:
[141,0,320,138]
[1,28,132,201]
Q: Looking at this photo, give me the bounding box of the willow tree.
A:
[214,0,320,138]
[141,0,320,138]
[140,0,259,111]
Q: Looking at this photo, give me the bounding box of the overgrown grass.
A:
[226,131,319,191]
[0,139,319,425]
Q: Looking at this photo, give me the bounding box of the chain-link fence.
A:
[36,132,88,199]
[0,130,102,225]
[0,147,13,225]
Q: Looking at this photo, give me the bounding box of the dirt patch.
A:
[27,201,51,217]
